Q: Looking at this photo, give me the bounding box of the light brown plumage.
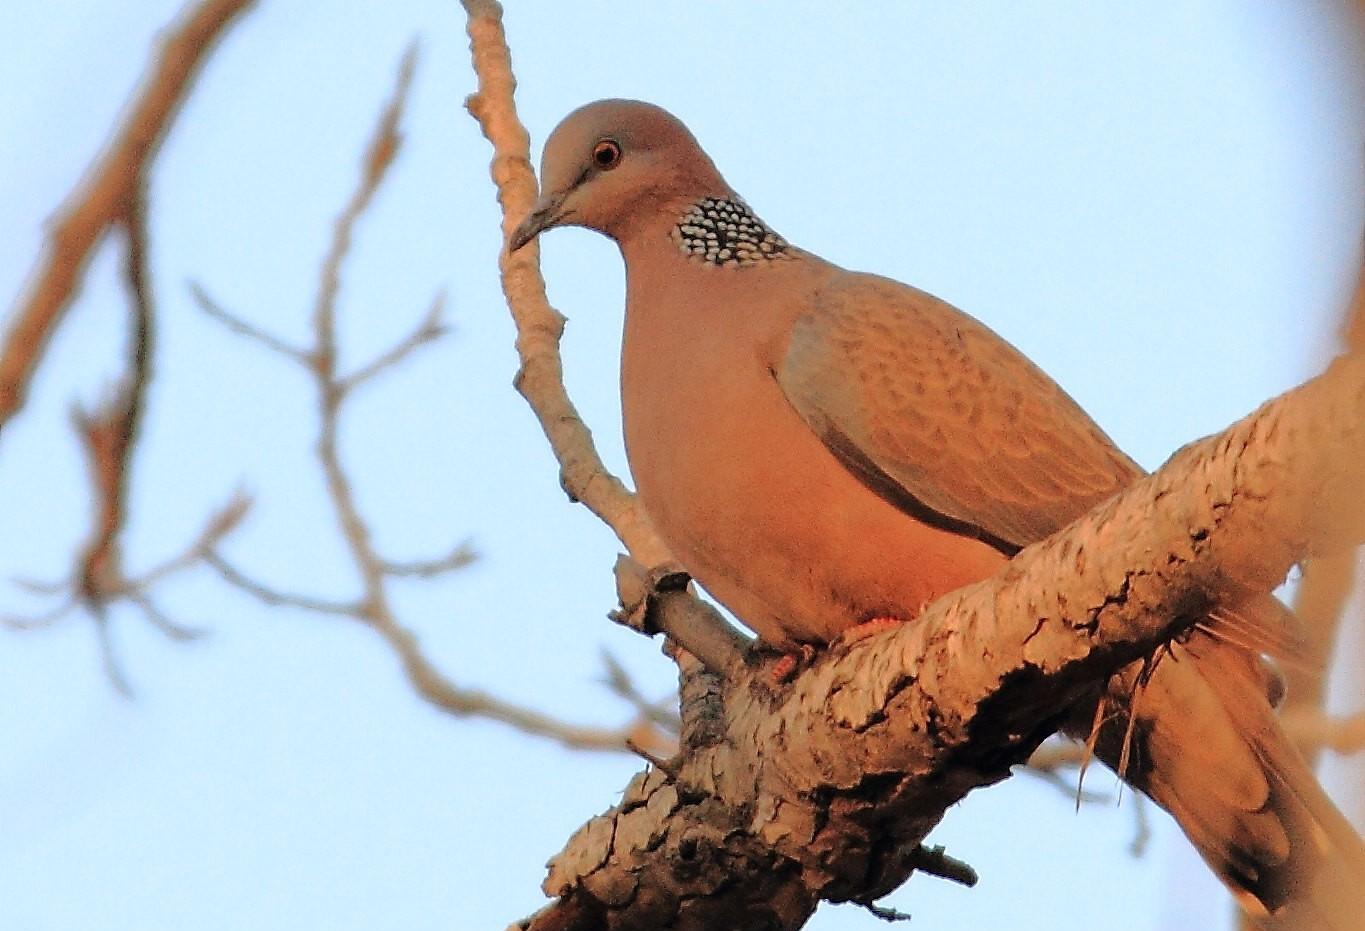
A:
[510,98,1365,925]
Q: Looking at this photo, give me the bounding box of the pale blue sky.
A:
[1,3,1362,930]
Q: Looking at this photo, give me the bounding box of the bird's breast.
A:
[619,260,1006,648]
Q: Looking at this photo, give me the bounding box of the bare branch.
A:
[859,901,912,923]
[0,597,77,631]
[600,651,681,734]
[512,349,1365,929]
[378,538,477,579]
[72,182,155,608]
[126,591,207,642]
[2,0,259,686]
[123,492,251,591]
[5,494,246,634]
[10,577,68,596]
[92,612,133,698]
[3,178,232,691]
[1281,709,1365,754]
[338,292,449,394]
[313,42,418,384]
[0,0,257,436]
[204,551,362,618]
[461,0,671,568]
[189,283,309,363]
[384,624,653,753]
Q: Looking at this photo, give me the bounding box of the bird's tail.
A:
[1066,602,1365,929]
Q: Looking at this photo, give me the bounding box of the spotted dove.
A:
[510,98,1365,925]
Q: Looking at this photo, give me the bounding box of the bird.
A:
[509,98,1365,926]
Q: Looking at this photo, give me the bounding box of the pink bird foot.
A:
[839,615,908,645]
[769,643,816,683]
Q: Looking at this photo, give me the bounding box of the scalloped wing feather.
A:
[777,272,1141,553]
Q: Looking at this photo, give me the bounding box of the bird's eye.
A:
[592,139,622,170]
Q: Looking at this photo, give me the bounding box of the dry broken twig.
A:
[194,45,671,756]
[0,0,257,438]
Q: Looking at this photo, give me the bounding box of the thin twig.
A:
[600,650,681,733]
[1284,552,1356,763]
[2,0,256,693]
[860,902,912,923]
[378,539,477,579]
[126,590,206,642]
[203,551,361,617]
[189,283,309,363]
[11,577,70,595]
[8,180,230,692]
[338,292,448,394]
[0,597,76,631]
[92,612,133,698]
[311,44,418,388]
[0,0,257,436]
[122,492,251,591]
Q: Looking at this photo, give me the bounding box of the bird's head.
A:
[508,99,727,251]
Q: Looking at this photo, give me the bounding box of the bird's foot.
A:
[840,615,908,645]
[770,644,817,683]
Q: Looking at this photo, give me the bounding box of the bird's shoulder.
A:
[777,267,1143,549]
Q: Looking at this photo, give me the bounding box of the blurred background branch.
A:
[0,0,257,436]
[192,43,673,757]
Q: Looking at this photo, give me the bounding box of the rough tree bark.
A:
[504,353,1365,931]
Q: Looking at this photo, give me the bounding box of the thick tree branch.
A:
[509,356,1365,930]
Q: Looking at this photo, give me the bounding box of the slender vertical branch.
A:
[460,0,672,568]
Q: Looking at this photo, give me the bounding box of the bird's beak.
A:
[508,192,569,252]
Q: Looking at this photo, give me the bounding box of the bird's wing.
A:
[775,270,1307,659]
[775,271,1142,554]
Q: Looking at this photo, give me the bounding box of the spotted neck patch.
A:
[672,196,791,266]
